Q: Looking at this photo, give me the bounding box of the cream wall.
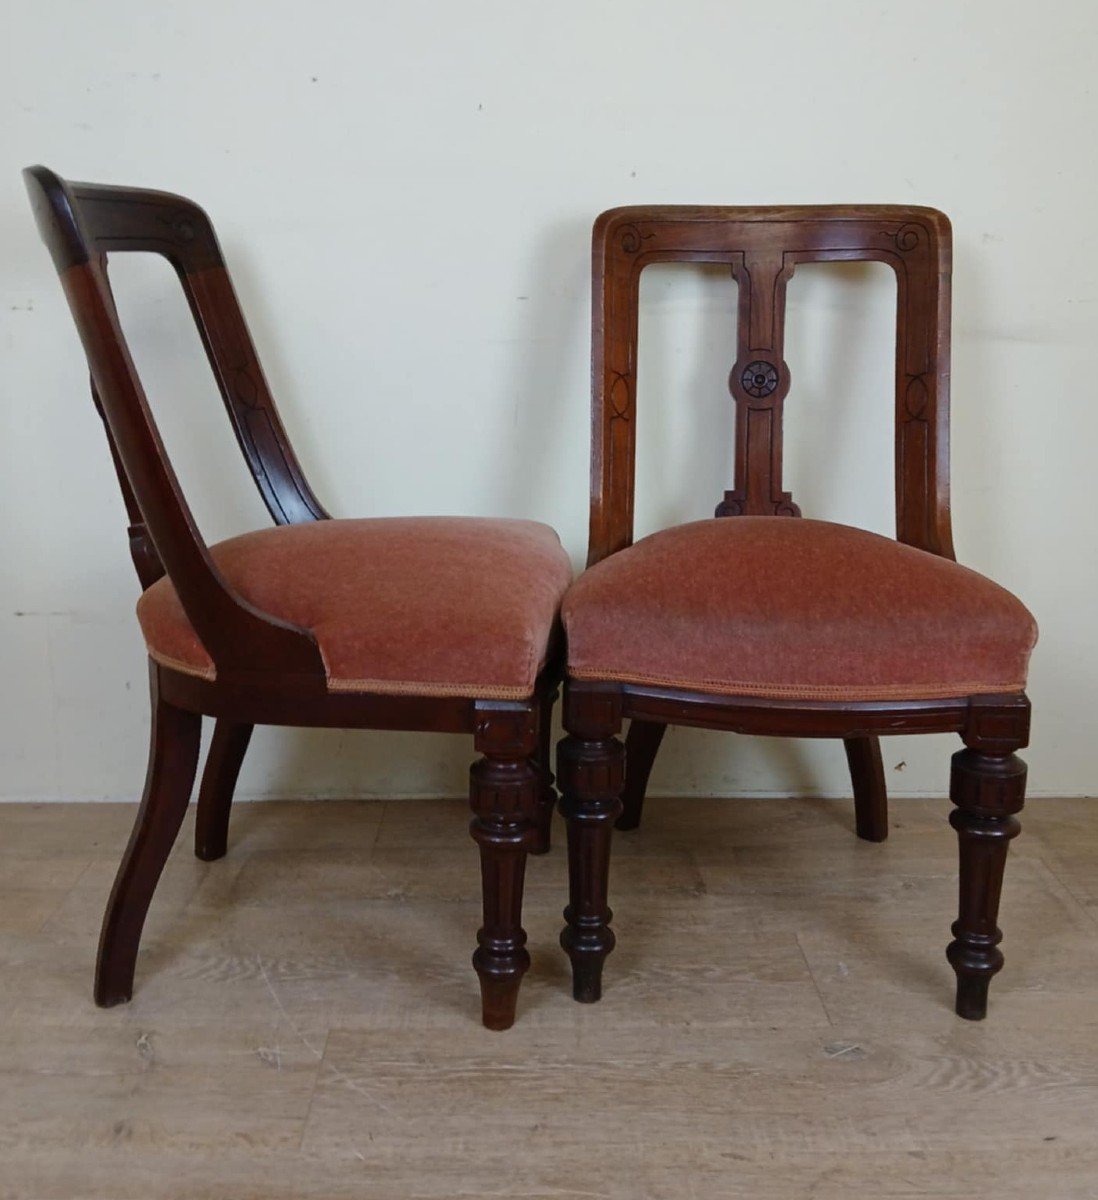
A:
[2,0,1095,801]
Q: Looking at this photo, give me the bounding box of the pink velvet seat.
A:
[138,516,573,700]
[564,517,1036,702]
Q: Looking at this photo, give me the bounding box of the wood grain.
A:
[1,797,1095,1199]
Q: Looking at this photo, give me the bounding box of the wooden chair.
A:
[557,206,1037,1020]
[24,165,572,1030]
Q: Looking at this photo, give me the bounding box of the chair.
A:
[24,166,572,1031]
[556,206,1037,1020]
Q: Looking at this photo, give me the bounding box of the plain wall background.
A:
[2,0,1095,801]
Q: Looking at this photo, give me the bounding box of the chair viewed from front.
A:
[24,165,572,1031]
[557,205,1037,1019]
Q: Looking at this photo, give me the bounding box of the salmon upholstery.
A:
[564,518,1037,701]
[138,517,573,699]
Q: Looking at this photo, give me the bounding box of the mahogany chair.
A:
[24,165,572,1031]
[557,206,1037,1020]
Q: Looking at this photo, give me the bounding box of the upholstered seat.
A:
[564,517,1036,701]
[139,516,573,699]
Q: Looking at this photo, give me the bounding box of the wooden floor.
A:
[2,795,1097,1199]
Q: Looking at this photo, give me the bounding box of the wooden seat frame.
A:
[25,166,560,1031]
[557,206,1030,1021]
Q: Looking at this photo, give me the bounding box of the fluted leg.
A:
[469,704,540,1030]
[844,735,888,842]
[947,742,1027,1019]
[530,687,559,856]
[194,720,253,861]
[616,719,666,832]
[558,687,625,1003]
[96,664,201,1007]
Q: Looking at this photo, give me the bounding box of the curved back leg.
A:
[96,664,201,1006]
[844,735,888,842]
[616,719,667,831]
[194,720,254,861]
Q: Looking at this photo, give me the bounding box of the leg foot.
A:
[477,971,523,1031]
[954,971,992,1021]
[561,914,615,1002]
[946,739,1027,1019]
[96,665,201,1007]
[194,720,252,861]
[844,735,888,842]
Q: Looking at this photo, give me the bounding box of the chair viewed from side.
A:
[24,165,572,1031]
[557,205,1037,1020]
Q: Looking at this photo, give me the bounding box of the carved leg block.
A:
[530,688,559,856]
[617,719,666,832]
[947,745,1026,1020]
[557,703,625,1003]
[194,720,253,861]
[96,666,201,1007]
[844,735,888,842]
[469,705,540,1030]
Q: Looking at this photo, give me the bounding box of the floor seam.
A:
[795,931,836,1028]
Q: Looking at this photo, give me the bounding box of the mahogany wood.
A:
[557,686,625,1002]
[561,206,1030,1020]
[616,719,666,831]
[194,720,253,862]
[844,735,889,842]
[25,166,560,1029]
[96,663,201,1006]
[531,687,560,855]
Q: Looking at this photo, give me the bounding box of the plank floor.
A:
[1,795,1096,1199]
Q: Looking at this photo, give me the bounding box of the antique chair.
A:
[556,206,1037,1020]
[24,165,572,1030]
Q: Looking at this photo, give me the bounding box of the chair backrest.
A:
[24,165,327,683]
[588,205,954,566]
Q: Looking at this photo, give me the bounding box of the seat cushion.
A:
[137,517,573,700]
[563,518,1036,701]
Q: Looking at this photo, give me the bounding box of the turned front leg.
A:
[469,704,540,1030]
[557,720,625,1003]
[947,744,1027,1019]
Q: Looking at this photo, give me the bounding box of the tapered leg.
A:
[96,665,201,1007]
[469,704,540,1030]
[557,688,625,1002]
[194,720,253,861]
[530,687,559,856]
[947,739,1027,1020]
[844,735,888,842]
[616,719,666,832]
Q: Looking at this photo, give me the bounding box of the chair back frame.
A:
[589,205,954,566]
[24,165,329,684]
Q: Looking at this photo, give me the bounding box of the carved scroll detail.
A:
[608,371,632,421]
[882,223,922,252]
[619,224,654,254]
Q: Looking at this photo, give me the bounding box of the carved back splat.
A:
[589,206,954,566]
